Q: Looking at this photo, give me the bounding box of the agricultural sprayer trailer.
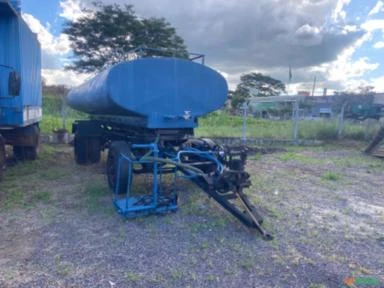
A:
[67,50,272,239]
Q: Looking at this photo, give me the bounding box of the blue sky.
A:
[16,0,384,93]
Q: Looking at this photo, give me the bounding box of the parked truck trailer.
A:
[0,0,42,177]
[67,49,272,239]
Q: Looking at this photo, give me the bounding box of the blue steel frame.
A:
[113,142,224,218]
[113,143,178,217]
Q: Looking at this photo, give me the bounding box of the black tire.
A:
[74,135,88,165]
[13,125,40,161]
[74,136,101,165]
[13,146,23,160]
[24,146,37,160]
[13,146,37,161]
[88,137,101,164]
[107,141,131,195]
[0,136,6,181]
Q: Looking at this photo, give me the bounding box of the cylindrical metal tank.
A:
[10,0,21,13]
[67,58,228,129]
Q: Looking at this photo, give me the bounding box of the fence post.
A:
[338,102,347,140]
[241,103,248,145]
[292,100,299,144]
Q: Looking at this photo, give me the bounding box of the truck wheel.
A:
[107,141,131,195]
[13,125,39,161]
[74,135,101,165]
[88,137,101,164]
[74,135,88,165]
[24,146,37,160]
[0,136,6,181]
[13,146,36,161]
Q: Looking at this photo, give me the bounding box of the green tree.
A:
[239,73,286,97]
[63,2,188,73]
[231,73,286,110]
[230,86,250,111]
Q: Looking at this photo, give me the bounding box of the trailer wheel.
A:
[74,135,101,165]
[13,146,37,161]
[74,135,88,165]
[13,125,40,161]
[0,136,6,181]
[107,141,131,195]
[24,146,37,160]
[88,137,101,164]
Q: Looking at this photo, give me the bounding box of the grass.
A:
[125,271,141,283]
[321,171,342,181]
[41,94,87,134]
[278,151,324,165]
[0,144,65,210]
[83,183,110,212]
[41,95,379,143]
[31,191,51,203]
[195,111,379,141]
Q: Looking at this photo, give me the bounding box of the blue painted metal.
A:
[113,142,225,217]
[9,0,20,13]
[67,58,228,129]
[0,0,42,128]
[113,143,178,217]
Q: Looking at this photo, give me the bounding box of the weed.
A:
[125,271,141,282]
[205,274,216,281]
[309,283,327,288]
[200,241,209,249]
[31,191,51,204]
[249,153,262,161]
[39,169,69,181]
[83,183,109,212]
[54,255,74,277]
[279,151,324,165]
[240,258,254,272]
[1,189,24,209]
[194,112,377,141]
[321,171,341,181]
[170,269,184,280]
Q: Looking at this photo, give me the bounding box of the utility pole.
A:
[311,75,317,96]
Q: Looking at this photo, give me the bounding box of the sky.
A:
[17,0,384,94]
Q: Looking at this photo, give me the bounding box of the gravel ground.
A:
[0,143,383,288]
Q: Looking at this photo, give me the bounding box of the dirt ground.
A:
[0,143,383,288]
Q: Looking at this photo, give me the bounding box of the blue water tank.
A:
[67,58,228,129]
[10,0,21,13]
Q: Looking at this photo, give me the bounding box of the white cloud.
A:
[327,57,379,82]
[342,25,358,33]
[371,75,384,91]
[22,13,71,56]
[294,24,323,46]
[21,12,87,86]
[42,69,90,87]
[368,1,384,16]
[59,0,88,21]
[373,41,384,48]
[332,0,351,21]
[361,19,384,32]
